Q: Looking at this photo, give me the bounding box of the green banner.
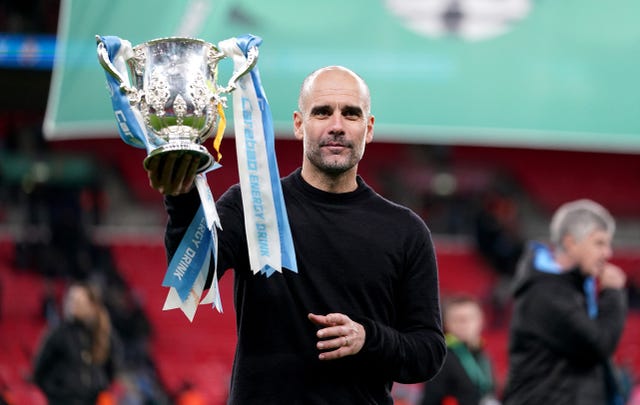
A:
[44,0,640,152]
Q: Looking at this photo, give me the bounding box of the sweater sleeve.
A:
[420,353,453,405]
[357,223,446,384]
[525,280,627,364]
[163,187,202,262]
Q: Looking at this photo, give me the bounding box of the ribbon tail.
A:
[195,171,223,312]
[200,277,223,312]
[199,220,223,312]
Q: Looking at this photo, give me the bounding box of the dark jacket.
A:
[421,335,495,405]
[502,243,627,405]
[32,320,118,405]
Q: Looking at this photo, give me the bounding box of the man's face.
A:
[445,301,484,348]
[293,69,374,177]
[64,286,96,324]
[564,229,613,277]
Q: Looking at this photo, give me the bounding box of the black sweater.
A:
[165,168,445,404]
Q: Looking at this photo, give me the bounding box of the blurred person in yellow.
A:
[503,199,627,404]
[420,295,499,405]
[32,282,121,405]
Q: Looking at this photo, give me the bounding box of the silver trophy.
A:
[97,36,257,172]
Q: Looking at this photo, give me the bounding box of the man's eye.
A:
[342,107,363,120]
[311,107,331,118]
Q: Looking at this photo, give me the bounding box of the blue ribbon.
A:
[97,36,149,150]
[234,34,298,277]
[162,206,214,301]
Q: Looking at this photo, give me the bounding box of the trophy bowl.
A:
[97,36,258,173]
[130,37,224,172]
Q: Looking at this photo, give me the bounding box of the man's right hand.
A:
[146,152,201,196]
[599,262,627,290]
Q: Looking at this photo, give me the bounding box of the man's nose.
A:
[328,112,345,133]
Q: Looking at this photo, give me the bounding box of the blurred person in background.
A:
[421,295,499,405]
[502,199,628,404]
[32,281,122,405]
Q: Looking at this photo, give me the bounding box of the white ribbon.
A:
[218,36,298,276]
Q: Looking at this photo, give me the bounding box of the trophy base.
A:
[143,142,213,174]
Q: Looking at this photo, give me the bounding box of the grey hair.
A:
[297,65,371,115]
[549,199,615,251]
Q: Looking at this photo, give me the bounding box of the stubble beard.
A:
[306,139,363,177]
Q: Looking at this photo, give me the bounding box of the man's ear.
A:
[293,111,304,140]
[562,233,576,253]
[365,114,375,144]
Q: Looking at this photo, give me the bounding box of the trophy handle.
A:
[96,36,139,101]
[218,46,259,94]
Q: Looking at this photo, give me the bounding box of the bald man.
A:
[147,66,445,404]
